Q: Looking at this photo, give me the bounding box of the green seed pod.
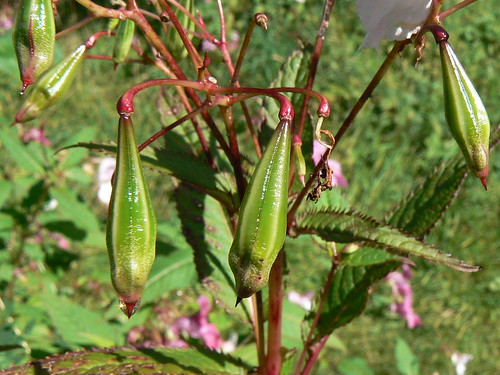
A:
[439,41,490,187]
[12,0,56,92]
[13,44,86,124]
[112,19,135,66]
[107,115,157,318]
[229,119,292,301]
[107,17,120,34]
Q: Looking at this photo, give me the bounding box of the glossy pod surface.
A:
[440,41,490,182]
[13,0,55,92]
[107,116,157,318]
[112,19,135,65]
[229,119,292,300]
[14,44,86,124]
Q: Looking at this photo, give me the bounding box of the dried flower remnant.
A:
[311,140,348,188]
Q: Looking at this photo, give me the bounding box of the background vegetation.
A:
[0,0,498,373]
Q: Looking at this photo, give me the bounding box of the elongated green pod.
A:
[439,41,490,187]
[13,44,86,124]
[13,0,56,92]
[107,115,157,318]
[112,19,135,66]
[229,119,292,301]
[293,134,306,186]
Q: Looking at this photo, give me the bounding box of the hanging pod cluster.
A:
[13,0,56,92]
[106,115,157,318]
[434,27,490,188]
[228,119,292,303]
[13,44,87,124]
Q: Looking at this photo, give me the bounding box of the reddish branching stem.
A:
[84,31,110,49]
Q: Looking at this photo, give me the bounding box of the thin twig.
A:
[439,0,480,20]
[56,15,95,39]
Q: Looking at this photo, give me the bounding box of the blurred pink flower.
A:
[385,264,422,329]
[312,140,348,187]
[287,291,314,311]
[171,295,223,350]
[22,126,51,146]
[96,157,116,205]
[356,0,432,50]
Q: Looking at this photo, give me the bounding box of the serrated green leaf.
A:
[71,142,236,208]
[174,183,251,322]
[388,156,468,238]
[297,209,480,272]
[0,126,45,174]
[2,347,249,375]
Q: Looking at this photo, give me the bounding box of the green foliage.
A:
[3,347,248,375]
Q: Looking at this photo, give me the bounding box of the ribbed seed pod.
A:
[13,44,86,124]
[107,115,157,318]
[112,19,135,67]
[229,119,292,302]
[12,0,56,92]
[439,41,490,188]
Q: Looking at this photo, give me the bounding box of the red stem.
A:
[266,250,284,375]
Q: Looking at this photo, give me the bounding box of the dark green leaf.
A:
[311,263,399,337]
[297,209,480,272]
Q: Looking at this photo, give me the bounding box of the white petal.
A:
[357,0,432,50]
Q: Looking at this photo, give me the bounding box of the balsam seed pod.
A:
[13,0,56,92]
[13,44,86,124]
[107,115,157,318]
[439,41,490,187]
[112,19,135,67]
[229,119,292,301]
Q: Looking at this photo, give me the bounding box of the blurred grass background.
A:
[0,0,498,373]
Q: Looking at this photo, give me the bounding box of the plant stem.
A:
[266,250,284,375]
[293,251,338,375]
[439,0,479,19]
[334,40,409,144]
[56,15,95,39]
[296,0,336,138]
[158,0,203,74]
[251,292,266,373]
[301,335,329,375]
[220,106,246,200]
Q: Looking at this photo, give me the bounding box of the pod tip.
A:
[235,296,243,307]
[480,177,487,191]
[119,299,141,318]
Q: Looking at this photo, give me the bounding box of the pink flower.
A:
[171,295,223,350]
[385,264,422,329]
[287,291,314,311]
[21,126,51,146]
[312,140,348,187]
